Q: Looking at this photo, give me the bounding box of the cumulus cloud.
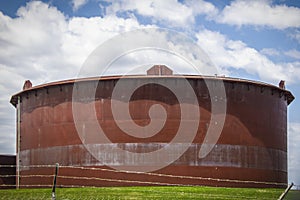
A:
[260,48,280,57]
[105,0,193,26]
[285,49,300,60]
[0,1,152,83]
[72,0,89,11]
[104,0,217,27]
[83,29,219,76]
[103,0,300,30]
[181,0,218,19]
[260,48,300,63]
[217,0,300,29]
[63,15,149,71]
[0,1,68,82]
[196,29,300,84]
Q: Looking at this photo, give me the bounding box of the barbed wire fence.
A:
[1,164,297,188]
[0,164,298,199]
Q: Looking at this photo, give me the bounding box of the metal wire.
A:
[0,164,288,187]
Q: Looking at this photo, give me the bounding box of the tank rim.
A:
[10,74,295,107]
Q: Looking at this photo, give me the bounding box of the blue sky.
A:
[0,0,299,186]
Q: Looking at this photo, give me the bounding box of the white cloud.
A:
[285,49,300,59]
[0,1,67,81]
[0,123,15,154]
[260,48,280,56]
[196,29,300,84]
[105,0,192,26]
[290,30,300,44]
[103,0,300,30]
[217,0,300,29]
[72,0,88,11]
[260,48,300,63]
[0,64,24,154]
[63,15,148,70]
[184,0,218,19]
[288,122,300,186]
[0,1,152,83]
[104,0,217,27]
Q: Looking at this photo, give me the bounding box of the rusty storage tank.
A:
[10,65,294,188]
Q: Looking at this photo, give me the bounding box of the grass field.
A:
[0,186,299,200]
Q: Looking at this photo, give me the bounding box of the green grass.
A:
[0,186,298,200]
[285,190,300,200]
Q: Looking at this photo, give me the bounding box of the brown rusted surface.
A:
[19,166,286,188]
[10,75,294,188]
[279,80,285,89]
[146,65,173,75]
[22,80,32,90]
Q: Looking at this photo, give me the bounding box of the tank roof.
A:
[10,74,295,106]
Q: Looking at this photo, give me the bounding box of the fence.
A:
[0,164,292,189]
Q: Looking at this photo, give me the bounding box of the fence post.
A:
[51,163,59,200]
[278,182,294,200]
